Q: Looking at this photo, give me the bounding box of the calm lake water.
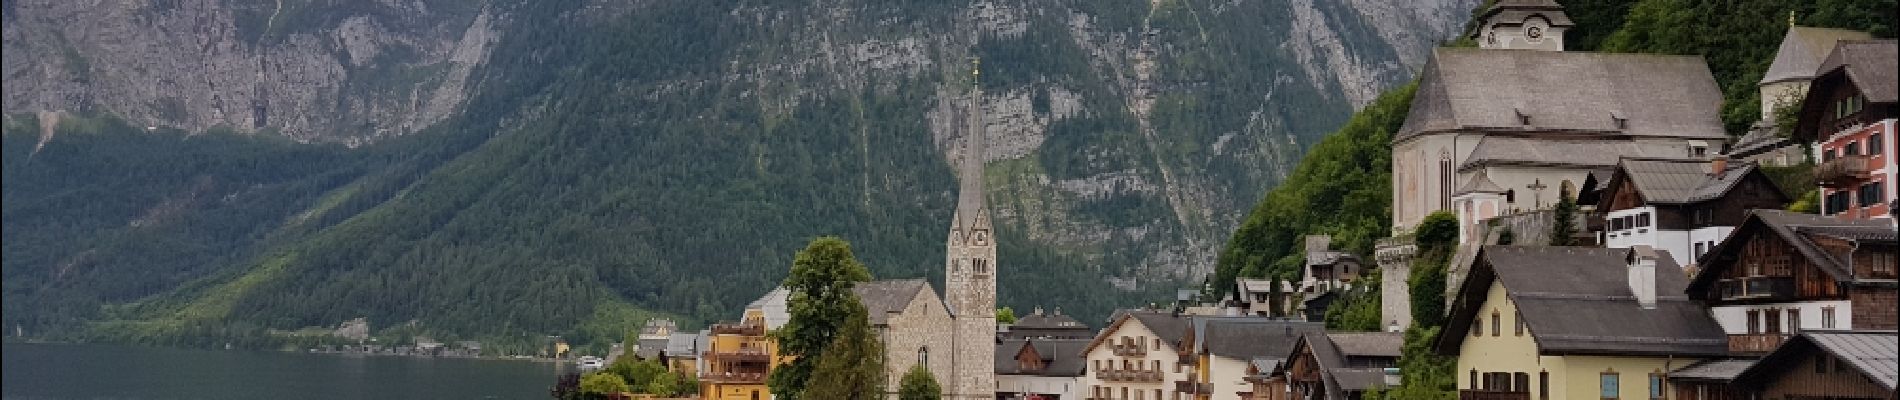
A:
[2,342,574,400]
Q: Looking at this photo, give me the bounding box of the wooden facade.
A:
[1697,230,1845,304]
[1598,164,1790,231]
[1759,352,1897,400]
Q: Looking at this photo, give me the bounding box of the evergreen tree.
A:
[769,236,874,399]
[1550,186,1577,246]
[800,302,886,400]
[898,364,943,400]
[1267,276,1284,318]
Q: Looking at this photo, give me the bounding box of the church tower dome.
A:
[1472,0,1575,51]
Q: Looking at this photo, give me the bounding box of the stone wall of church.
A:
[878,288,955,398]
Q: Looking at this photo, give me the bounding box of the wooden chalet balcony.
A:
[1717,276,1796,301]
[1729,333,1788,354]
[710,323,765,336]
[1096,369,1164,382]
[1111,343,1148,356]
[1816,155,1874,188]
[1459,390,1530,400]
[700,370,767,384]
[1174,380,1213,394]
[707,347,772,362]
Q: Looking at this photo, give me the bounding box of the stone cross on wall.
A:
[1526,179,1549,209]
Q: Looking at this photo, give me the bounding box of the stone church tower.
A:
[943,59,996,400]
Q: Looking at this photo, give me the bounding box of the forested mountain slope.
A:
[2,0,1472,349]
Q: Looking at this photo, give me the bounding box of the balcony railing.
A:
[1174,380,1213,394]
[700,371,767,384]
[1111,344,1147,356]
[1816,155,1874,188]
[1458,390,1530,400]
[707,348,773,361]
[1729,333,1788,354]
[1717,276,1796,301]
[1096,369,1164,382]
[710,324,765,336]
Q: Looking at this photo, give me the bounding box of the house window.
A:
[1515,310,1526,336]
[1492,311,1502,337]
[1694,243,1706,262]
[1648,372,1664,400]
[1789,308,1802,334]
[1695,209,1713,225]
[1765,309,1782,334]
[1540,371,1551,400]
[1473,318,1483,337]
[1859,182,1885,208]
[1746,310,1760,334]
[1824,148,1837,162]
[1846,141,1862,156]
[1872,134,1885,155]
[1471,369,1480,389]
[1601,370,1621,399]
[1823,307,1837,329]
[1516,373,1531,394]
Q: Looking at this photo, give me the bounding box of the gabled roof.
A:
[1082,310,1192,355]
[1733,332,1899,391]
[1397,48,1727,141]
[995,338,1089,377]
[1761,27,1873,85]
[1459,136,1695,171]
[1328,332,1404,358]
[853,279,935,325]
[1290,332,1399,399]
[1688,210,1898,297]
[1724,123,1795,158]
[1012,308,1089,331]
[1236,279,1295,294]
[1600,157,1783,205]
[664,332,699,358]
[1437,246,1729,357]
[747,287,791,329]
[1455,169,1508,195]
[1816,39,1899,103]
[1194,318,1325,360]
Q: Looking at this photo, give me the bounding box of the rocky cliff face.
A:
[2,0,496,144]
[2,0,1474,336]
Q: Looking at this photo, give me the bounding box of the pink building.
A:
[1793,39,1896,222]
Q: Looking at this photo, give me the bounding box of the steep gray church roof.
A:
[1761,27,1873,85]
[853,279,933,326]
[1459,136,1689,171]
[1398,48,1726,141]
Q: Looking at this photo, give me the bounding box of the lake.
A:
[2,342,576,399]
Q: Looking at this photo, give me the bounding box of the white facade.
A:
[1203,355,1253,400]
[1602,206,1734,267]
[1083,317,1191,400]
[997,375,1083,400]
[1709,300,1855,334]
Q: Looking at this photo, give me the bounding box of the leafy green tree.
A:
[1550,185,1578,246]
[579,372,631,397]
[799,302,886,400]
[603,357,666,390]
[1788,189,1820,213]
[646,370,680,397]
[898,364,943,400]
[770,237,874,399]
[1383,326,1456,399]
[1415,211,1459,254]
[996,307,1017,324]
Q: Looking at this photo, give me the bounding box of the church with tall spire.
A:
[941,57,998,400]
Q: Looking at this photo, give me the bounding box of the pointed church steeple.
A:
[955,57,989,233]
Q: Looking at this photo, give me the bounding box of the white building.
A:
[1081,311,1194,400]
[1593,157,1790,267]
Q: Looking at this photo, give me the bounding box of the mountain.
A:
[2,0,1473,350]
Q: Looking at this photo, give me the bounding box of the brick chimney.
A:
[1628,246,1659,310]
[1710,155,1729,178]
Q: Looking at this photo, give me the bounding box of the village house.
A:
[1227,279,1296,318]
[1082,311,1195,400]
[1684,209,1898,355]
[700,302,783,400]
[1436,246,1728,400]
[1593,157,1789,267]
[996,338,1089,400]
[1728,27,1874,167]
[1792,39,1898,221]
[1176,318,1324,400]
[1277,332,1403,400]
[1001,306,1094,340]
[1708,332,1897,400]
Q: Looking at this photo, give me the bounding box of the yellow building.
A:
[702,289,792,400]
[1435,246,1728,400]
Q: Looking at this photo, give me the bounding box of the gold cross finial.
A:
[972,57,981,77]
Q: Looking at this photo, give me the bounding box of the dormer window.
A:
[1611,113,1628,130]
[1516,109,1532,126]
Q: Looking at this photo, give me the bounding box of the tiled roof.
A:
[1669,358,1757,382]
[1439,246,1729,357]
[1817,39,1898,103]
[854,279,932,325]
[1399,48,1727,141]
[1725,123,1795,158]
[1762,27,1873,85]
[1328,332,1403,358]
[1196,318,1324,360]
[1612,157,1766,204]
[1735,332,1899,391]
[995,338,1089,377]
[1460,136,1695,171]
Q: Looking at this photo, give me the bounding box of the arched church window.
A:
[918,347,928,366]
[1441,151,1453,210]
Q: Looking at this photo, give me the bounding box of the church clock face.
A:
[1527,26,1544,39]
[973,231,988,246]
